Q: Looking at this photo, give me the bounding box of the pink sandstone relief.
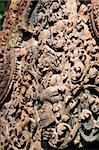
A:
[0,0,99,149]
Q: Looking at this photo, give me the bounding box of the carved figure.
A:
[0,0,99,149]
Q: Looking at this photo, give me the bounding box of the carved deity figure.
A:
[0,0,99,149]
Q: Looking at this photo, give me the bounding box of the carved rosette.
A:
[0,0,99,149]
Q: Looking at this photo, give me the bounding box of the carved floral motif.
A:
[0,0,99,149]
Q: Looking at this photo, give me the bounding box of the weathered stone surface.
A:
[0,0,99,149]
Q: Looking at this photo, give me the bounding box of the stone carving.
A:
[89,0,99,39]
[0,0,99,149]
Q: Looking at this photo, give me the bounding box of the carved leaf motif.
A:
[0,0,99,149]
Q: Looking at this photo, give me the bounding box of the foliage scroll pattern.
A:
[0,0,99,149]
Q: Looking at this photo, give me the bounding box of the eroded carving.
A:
[0,0,99,149]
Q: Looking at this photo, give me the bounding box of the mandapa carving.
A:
[0,0,99,149]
